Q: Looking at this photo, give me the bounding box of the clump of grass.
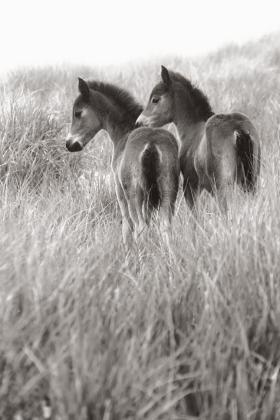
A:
[0,85,81,188]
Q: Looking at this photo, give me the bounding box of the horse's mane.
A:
[87,80,143,122]
[170,71,214,121]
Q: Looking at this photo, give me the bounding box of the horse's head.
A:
[136,66,174,128]
[66,78,102,152]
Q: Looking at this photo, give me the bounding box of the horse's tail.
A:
[235,129,260,192]
[140,142,161,209]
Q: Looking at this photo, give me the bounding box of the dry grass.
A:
[1,33,280,419]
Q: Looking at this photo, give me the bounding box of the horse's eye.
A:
[74,110,82,118]
[151,97,160,104]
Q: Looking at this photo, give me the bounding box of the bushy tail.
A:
[141,143,161,209]
[235,129,256,191]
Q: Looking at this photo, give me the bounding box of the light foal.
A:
[66,78,179,248]
[136,66,261,209]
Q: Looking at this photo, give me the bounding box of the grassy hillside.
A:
[1,33,280,419]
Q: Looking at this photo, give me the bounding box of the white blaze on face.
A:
[66,132,73,141]
[66,130,84,148]
[66,131,80,142]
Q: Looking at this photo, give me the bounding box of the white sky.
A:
[1,0,280,73]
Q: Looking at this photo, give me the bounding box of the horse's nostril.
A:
[66,140,83,152]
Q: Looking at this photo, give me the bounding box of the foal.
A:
[136,66,261,209]
[66,78,179,248]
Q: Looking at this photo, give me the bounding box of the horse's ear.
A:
[161,65,171,86]
[78,77,90,100]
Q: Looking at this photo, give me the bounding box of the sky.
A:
[1,0,280,73]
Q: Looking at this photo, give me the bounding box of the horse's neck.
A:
[105,122,131,166]
[175,118,206,156]
[102,101,138,165]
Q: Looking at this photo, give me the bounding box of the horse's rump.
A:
[206,113,260,191]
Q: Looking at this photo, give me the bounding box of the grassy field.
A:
[1,33,280,419]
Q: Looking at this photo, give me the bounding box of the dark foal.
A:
[137,66,261,210]
[66,78,180,248]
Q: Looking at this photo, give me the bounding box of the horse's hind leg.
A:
[115,179,134,250]
[125,184,144,241]
[159,207,172,251]
[183,181,199,218]
[213,155,235,215]
[157,183,175,247]
[135,186,147,235]
[216,184,229,214]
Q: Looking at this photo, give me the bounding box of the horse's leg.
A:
[158,204,172,250]
[157,180,175,248]
[217,184,228,214]
[213,159,235,216]
[208,166,228,214]
[182,179,201,248]
[126,184,142,241]
[115,179,134,250]
[184,182,199,214]
[126,184,148,270]
[135,186,147,236]
[208,130,237,215]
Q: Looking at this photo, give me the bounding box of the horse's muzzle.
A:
[66,140,83,152]
[135,114,151,128]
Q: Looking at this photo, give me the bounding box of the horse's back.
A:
[206,112,259,146]
[126,127,178,154]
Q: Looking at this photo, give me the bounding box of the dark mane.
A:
[170,71,214,122]
[87,80,143,123]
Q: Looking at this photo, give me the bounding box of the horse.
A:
[136,66,261,210]
[66,77,180,248]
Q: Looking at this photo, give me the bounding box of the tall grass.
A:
[1,33,280,419]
